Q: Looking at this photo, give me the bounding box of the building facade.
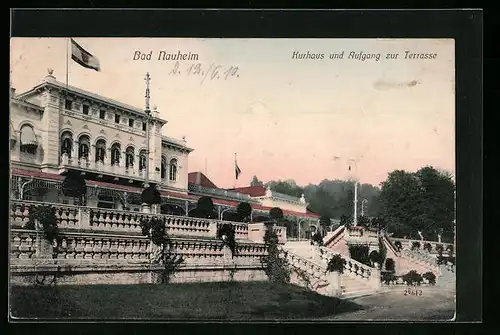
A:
[10,70,319,233]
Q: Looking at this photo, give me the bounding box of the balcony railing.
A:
[188,183,259,204]
[10,200,272,243]
[269,191,303,203]
[60,154,161,182]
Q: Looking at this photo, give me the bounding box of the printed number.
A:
[404,288,423,296]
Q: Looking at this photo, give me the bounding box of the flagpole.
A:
[66,38,69,90]
[234,153,237,189]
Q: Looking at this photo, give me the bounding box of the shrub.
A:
[378,238,387,263]
[446,244,454,255]
[139,217,166,246]
[141,185,161,205]
[382,271,396,284]
[369,250,382,266]
[269,207,284,223]
[261,228,291,284]
[326,254,345,273]
[217,223,237,257]
[348,244,371,266]
[385,258,395,272]
[402,270,423,285]
[394,241,402,251]
[411,241,421,250]
[26,205,60,245]
[311,231,323,246]
[423,243,432,252]
[236,202,252,222]
[435,244,444,254]
[61,170,87,204]
[423,271,436,285]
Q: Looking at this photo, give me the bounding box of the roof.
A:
[162,136,194,152]
[10,97,44,112]
[11,168,319,219]
[188,172,218,188]
[230,185,267,197]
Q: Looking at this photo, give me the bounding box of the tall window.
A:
[142,122,147,131]
[95,139,106,162]
[161,157,167,179]
[110,143,121,165]
[129,118,135,127]
[19,124,38,155]
[99,110,106,119]
[125,146,135,168]
[169,158,177,182]
[78,135,90,159]
[60,131,73,157]
[115,114,121,124]
[65,99,72,110]
[139,150,147,170]
[82,105,89,115]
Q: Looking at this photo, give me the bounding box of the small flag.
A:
[71,38,101,71]
[235,160,242,180]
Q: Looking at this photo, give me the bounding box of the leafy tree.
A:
[340,215,352,226]
[379,166,455,241]
[261,227,291,283]
[326,254,346,273]
[266,180,304,198]
[61,170,87,205]
[192,196,217,219]
[348,244,371,266]
[319,215,331,234]
[141,184,161,205]
[236,202,252,222]
[250,175,264,187]
[269,207,284,224]
[357,216,370,228]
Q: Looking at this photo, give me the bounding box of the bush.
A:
[26,205,60,245]
[378,238,387,263]
[394,241,402,251]
[348,244,371,266]
[269,207,284,223]
[261,228,291,284]
[411,241,421,250]
[61,170,87,204]
[326,254,345,273]
[236,202,252,222]
[382,271,397,284]
[139,217,166,246]
[423,243,432,252]
[217,223,237,257]
[435,244,444,254]
[446,244,454,254]
[385,258,395,272]
[402,270,423,285]
[423,271,436,285]
[141,185,161,205]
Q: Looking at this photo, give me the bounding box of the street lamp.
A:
[297,218,305,241]
[348,158,359,226]
[219,207,234,221]
[361,199,368,217]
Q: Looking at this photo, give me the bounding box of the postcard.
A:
[10,37,456,321]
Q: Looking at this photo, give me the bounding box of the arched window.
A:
[139,149,147,171]
[110,143,121,165]
[95,139,106,163]
[19,124,38,155]
[60,131,73,158]
[161,156,167,179]
[169,158,177,182]
[78,135,90,159]
[125,146,135,168]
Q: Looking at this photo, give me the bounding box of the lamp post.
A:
[348,158,359,226]
[219,207,234,221]
[297,218,305,241]
[144,72,151,190]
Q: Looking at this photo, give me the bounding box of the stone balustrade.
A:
[11,200,259,241]
[273,226,287,244]
[285,249,327,281]
[319,246,381,289]
[188,183,258,204]
[400,249,440,273]
[390,237,453,253]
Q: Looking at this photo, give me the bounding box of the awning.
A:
[20,126,38,146]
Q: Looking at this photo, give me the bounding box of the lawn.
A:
[10,282,363,320]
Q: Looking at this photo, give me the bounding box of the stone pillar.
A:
[324,271,342,297]
[142,204,151,214]
[35,223,53,259]
[71,140,78,164]
[370,268,381,289]
[79,207,91,230]
[247,223,268,243]
[208,221,218,237]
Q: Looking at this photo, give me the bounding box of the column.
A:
[88,144,94,169]
[71,140,78,165]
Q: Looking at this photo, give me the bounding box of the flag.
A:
[71,38,101,71]
[235,160,242,180]
[348,165,351,171]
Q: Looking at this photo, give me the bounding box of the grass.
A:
[10,281,363,320]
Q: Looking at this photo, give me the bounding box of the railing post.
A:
[370,268,381,289]
[325,271,342,296]
[208,220,218,238]
[79,207,90,230]
[248,223,267,243]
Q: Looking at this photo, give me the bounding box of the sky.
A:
[10,38,455,188]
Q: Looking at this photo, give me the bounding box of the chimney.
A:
[196,171,201,185]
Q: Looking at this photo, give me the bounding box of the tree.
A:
[192,196,217,219]
[319,215,331,235]
[340,214,352,226]
[250,175,264,187]
[357,216,370,228]
[236,202,252,222]
[266,180,304,198]
[269,207,284,224]
[141,184,161,205]
[379,167,455,241]
[61,170,87,205]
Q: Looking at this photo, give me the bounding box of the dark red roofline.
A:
[11,168,319,219]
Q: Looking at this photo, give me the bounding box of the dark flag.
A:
[235,161,242,180]
[71,38,101,71]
